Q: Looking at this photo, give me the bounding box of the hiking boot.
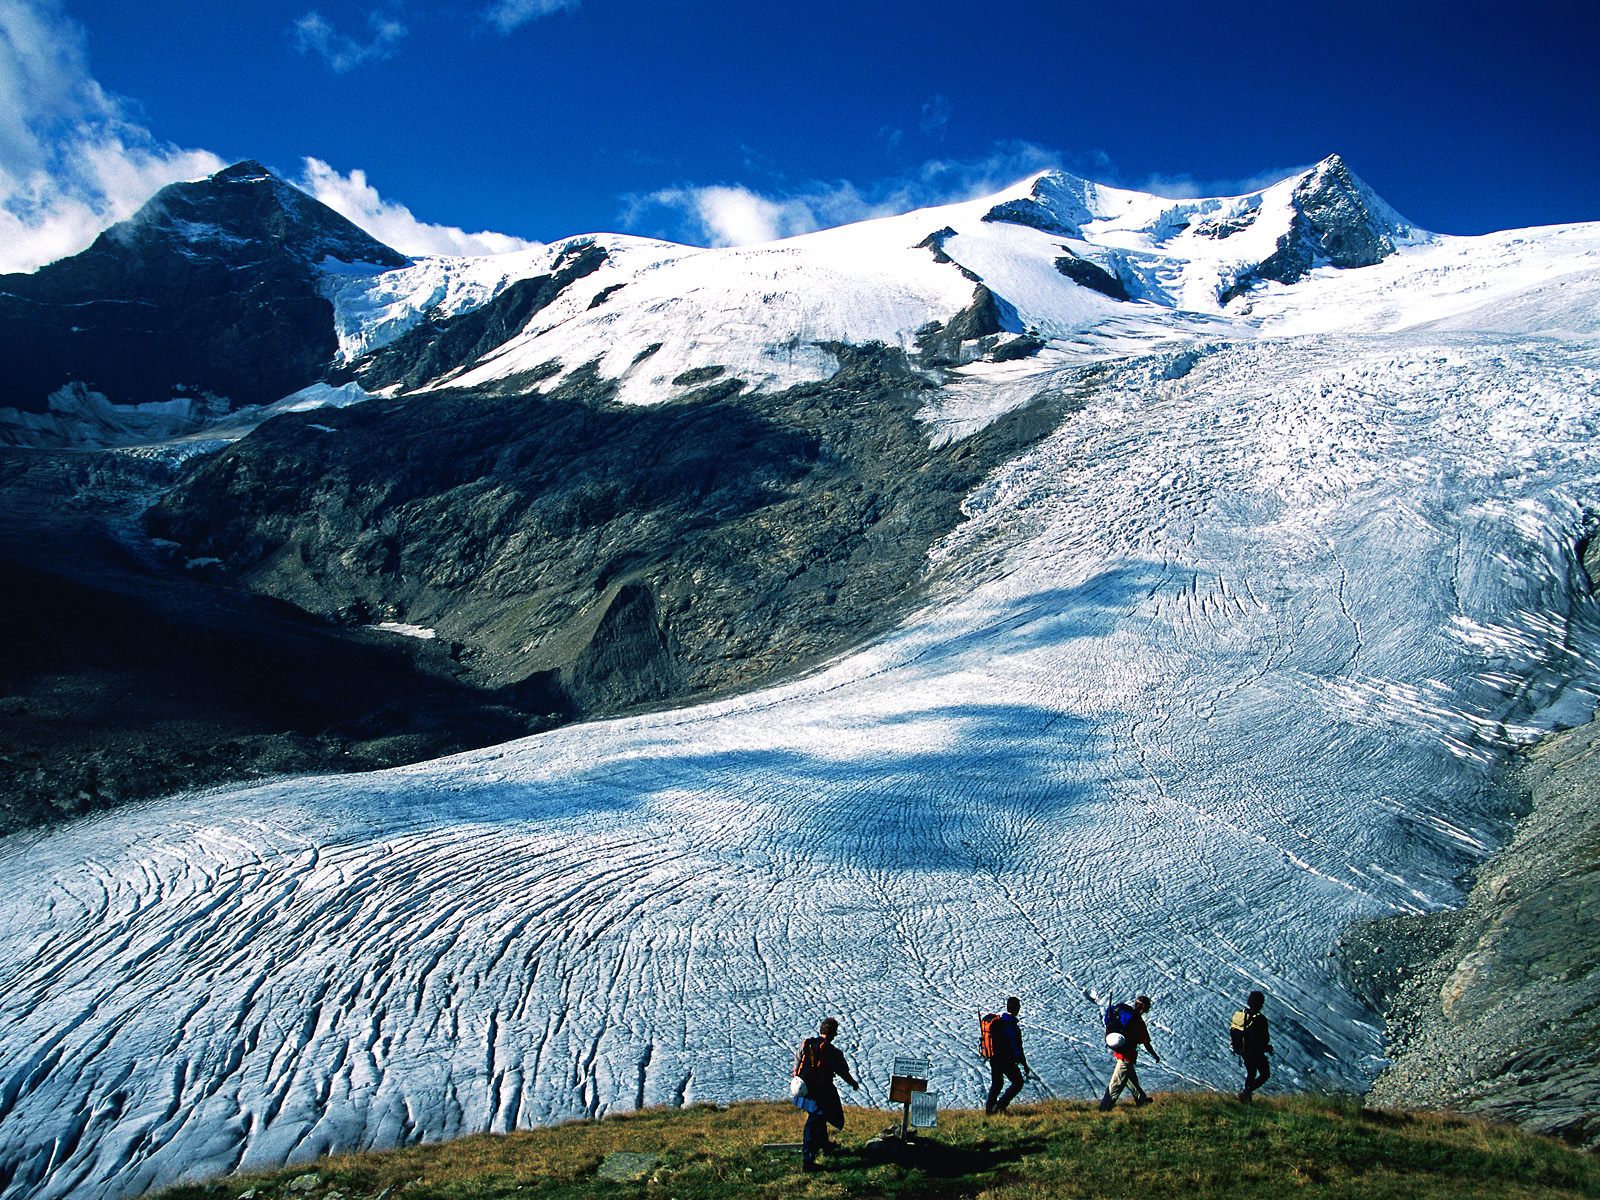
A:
[1134,1095,1152,1106]
[1238,1090,1252,1104]
[801,1160,817,1173]
[1098,1094,1113,1112]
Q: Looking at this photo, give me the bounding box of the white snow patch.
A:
[372,622,437,640]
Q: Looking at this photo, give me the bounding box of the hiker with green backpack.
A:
[1230,990,1274,1102]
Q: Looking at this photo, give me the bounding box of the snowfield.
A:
[4,328,1600,1199]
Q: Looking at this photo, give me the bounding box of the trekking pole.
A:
[1024,1065,1058,1101]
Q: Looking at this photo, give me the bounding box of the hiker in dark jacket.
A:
[792,1016,859,1172]
[1231,990,1273,1102]
[985,995,1028,1114]
[1099,994,1159,1110]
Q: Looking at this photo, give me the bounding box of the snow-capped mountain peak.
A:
[109,159,409,271]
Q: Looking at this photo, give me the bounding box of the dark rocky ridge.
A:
[1219,155,1407,303]
[0,448,537,834]
[0,161,407,415]
[149,344,1070,723]
[340,241,608,393]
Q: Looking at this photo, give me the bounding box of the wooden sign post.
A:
[888,1055,932,1142]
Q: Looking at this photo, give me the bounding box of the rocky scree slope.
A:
[0,448,540,835]
[1357,698,1600,1147]
[148,345,1072,720]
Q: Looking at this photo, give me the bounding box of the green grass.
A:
[152,1094,1600,1200]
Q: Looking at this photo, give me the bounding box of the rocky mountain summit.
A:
[0,161,406,438]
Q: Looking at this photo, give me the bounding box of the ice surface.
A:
[3,331,1599,1199]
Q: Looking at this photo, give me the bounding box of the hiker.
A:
[1230,990,1274,1102]
[792,1016,860,1173]
[983,995,1028,1114]
[1099,994,1159,1110]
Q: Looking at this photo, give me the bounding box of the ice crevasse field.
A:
[5,228,1600,1196]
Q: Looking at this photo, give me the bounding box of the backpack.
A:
[979,1013,1003,1060]
[794,1037,828,1079]
[1105,1003,1135,1036]
[1230,1010,1260,1055]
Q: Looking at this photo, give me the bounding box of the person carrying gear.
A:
[792,1016,859,1173]
[1099,994,1159,1110]
[982,996,1028,1114]
[1230,990,1274,1102]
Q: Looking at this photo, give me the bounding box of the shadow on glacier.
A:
[903,561,1167,666]
[410,567,1169,866]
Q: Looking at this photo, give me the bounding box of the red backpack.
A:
[979,1013,1003,1060]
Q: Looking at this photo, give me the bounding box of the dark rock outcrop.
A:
[1219,155,1410,303]
[342,241,607,392]
[0,161,406,414]
[148,344,1067,725]
[1053,252,1131,301]
[915,286,1017,366]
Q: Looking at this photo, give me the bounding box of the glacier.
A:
[3,156,1600,1199]
[4,327,1600,1198]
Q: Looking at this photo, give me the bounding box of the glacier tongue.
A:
[3,334,1600,1199]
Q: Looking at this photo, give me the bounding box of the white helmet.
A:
[1105,1032,1127,1049]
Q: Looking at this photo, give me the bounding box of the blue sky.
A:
[2,0,1596,269]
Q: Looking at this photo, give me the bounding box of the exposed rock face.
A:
[148,344,1067,724]
[1220,155,1410,303]
[1357,717,1600,1148]
[914,285,1017,366]
[1053,251,1131,301]
[342,241,607,393]
[0,161,407,414]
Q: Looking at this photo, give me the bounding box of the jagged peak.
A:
[1285,153,1420,240]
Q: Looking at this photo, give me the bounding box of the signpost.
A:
[888,1055,938,1141]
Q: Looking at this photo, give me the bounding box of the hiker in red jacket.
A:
[791,1016,859,1173]
[1099,994,1159,1110]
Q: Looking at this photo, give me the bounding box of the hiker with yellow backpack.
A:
[1230,990,1274,1102]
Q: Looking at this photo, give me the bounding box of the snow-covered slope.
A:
[4,326,1600,1198]
[316,154,1596,412]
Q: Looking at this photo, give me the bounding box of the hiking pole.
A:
[1024,1066,1058,1101]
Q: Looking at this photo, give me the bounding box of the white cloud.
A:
[0,0,224,273]
[626,142,1065,248]
[1135,166,1312,200]
[484,0,579,34]
[297,157,540,257]
[291,9,407,73]
[919,94,951,140]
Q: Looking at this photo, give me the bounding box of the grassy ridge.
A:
[154,1094,1600,1199]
